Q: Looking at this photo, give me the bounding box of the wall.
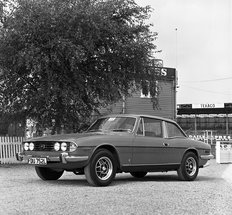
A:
[98,80,176,119]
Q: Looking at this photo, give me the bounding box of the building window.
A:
[140,91,152,98]
[140,80,159,99]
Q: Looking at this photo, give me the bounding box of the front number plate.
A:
[28,158,47,165]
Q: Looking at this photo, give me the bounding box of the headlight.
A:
[70,142,78,152]
[24,142,29,151]
[61,142,67,151]
[29,142,34,151]
[54,142,60,151]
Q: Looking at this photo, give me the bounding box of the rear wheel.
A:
[177,152,199,181]
[35,167,64,180]
[130,171,147,178]
[84,149,116,186]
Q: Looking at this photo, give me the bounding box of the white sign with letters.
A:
[192,103,224,109]
[216,141,232,164]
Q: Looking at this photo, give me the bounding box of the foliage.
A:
[0,0,159,132]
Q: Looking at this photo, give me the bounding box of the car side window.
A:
[166,122,185,138]
[143,117,162,138]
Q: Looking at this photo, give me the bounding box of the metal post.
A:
[210,130,213,145]
[194,115,197,135]
[205,130,209,144]
[226,114,229,135]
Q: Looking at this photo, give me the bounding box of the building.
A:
[177,103,232,137]
[98,67,177,120]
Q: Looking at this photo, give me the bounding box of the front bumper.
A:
[199,154,214,168]
[200,154,214,160]
[16,152,88,164]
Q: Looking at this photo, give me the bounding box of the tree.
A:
[0,0,160,133]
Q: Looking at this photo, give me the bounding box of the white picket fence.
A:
[0,136,24,164]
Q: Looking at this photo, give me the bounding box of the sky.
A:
[135,0,232,105]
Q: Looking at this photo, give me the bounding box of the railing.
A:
[0,136,24,164]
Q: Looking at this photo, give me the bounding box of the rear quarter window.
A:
[166,122,186,138]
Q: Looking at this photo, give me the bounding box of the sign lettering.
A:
[192,103,224,109]
[161,68,167,76]
[154,67,176,80]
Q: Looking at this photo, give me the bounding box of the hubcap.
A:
[95,156,113,180]
[185,157,197,176]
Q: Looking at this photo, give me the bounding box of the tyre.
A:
[84,149,116,186]
[130,171,147,178]
[35,166,64,180]
[177,152,199,181]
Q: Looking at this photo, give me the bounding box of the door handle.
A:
[163,143,169,147]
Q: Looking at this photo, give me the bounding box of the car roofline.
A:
[97,114,176,123]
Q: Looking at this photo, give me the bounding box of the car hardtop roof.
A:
[99,114,176,123]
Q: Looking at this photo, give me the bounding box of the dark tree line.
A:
[0,0,160,133]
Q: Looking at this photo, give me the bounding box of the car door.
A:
[163,121,189,164]
[132,117,168,165]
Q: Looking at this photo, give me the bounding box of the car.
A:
[16,114,213,186]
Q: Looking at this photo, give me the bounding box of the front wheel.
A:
[35,167,64,180]
[84,149,116,186]
[177,152,199,181]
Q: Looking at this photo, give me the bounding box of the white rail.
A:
[0,136,24,164]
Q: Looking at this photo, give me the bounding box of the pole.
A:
[122,95,126,114]
[194,115,197,135]
[226,114,229,135]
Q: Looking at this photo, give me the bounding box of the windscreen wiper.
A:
[111,129,132,133]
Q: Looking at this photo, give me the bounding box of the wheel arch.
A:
[90,144,121,171]
[183,148,199,160]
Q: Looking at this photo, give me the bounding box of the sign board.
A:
[192,103,224,109]
[216,141,232,163]
[153,67,176,81]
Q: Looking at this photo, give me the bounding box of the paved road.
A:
[1,159,232,215]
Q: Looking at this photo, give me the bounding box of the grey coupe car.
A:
[17,114,213,186]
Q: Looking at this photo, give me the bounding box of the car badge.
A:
[41,144,46,150]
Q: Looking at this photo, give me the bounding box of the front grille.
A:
[23,141,72,152]
[34,141,56,151]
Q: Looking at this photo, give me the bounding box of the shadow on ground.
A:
[35,172,216,187]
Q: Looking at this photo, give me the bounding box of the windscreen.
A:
[88,117,136,133]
